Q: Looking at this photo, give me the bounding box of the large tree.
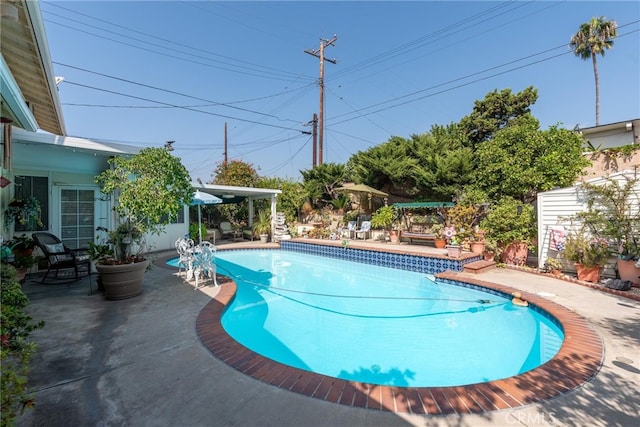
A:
[570,16,618,126]
[348,124,474,201]
[473,117,591,203]
[458,86,538,148]
[300,162,349,209]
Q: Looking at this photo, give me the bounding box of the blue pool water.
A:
[179,250,564,387]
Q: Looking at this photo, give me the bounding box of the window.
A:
[13,176,48,232]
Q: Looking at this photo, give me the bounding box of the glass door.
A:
[60,189,95,249]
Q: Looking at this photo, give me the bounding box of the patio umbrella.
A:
[335,184,388,217]
[190,191,222,243]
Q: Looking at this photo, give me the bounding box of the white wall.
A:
[537,170,640,277]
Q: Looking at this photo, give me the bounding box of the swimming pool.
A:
[210,249,564,388]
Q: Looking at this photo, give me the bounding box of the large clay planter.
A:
[500,241,529,266]
[96,259,150,300]
[617,259,640,285]
[470,241,485,255]
[434,238,447,249]
[575,263,602,283]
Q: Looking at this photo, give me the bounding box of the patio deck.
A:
[16,238,639,426]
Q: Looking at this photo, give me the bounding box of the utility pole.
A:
[223,122,228,164]
[312,113,318,166]
[305,35,337,165]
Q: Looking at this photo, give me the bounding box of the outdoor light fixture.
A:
[164,140,175,151]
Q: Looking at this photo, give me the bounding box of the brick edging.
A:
[503,265,640,302]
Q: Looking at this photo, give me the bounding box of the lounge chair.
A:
[345,221,357,239]
[32,232,91,283]
[354,221,372,240]
[219,222,235,240]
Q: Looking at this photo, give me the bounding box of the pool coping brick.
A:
[195,248,605,415]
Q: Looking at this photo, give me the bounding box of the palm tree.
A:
[569,16,618,126]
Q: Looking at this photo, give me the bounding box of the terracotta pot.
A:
[470,241,485,255]
[446,245,462,259]
[434,238,447,249]
[96,259,150,300]
[617,259,640,285]
[483,251,495,262]
[500,241,529,266]
[390,230,399,243]
[16,268,27,283]
[575,263,602,283]
[14,248,34,258]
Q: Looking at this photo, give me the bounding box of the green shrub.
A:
[189,222,207,243]
[1,263,44,425]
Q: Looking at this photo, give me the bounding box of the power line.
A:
[42,2,313,83]
[62,80,307,133]
[327,28,640,126]
[54,62,306,124]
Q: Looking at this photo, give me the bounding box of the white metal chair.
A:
[191,242,218,289]
[354,221,372,240]
[174,237,195,277]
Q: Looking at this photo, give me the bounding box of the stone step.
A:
[463,260,497,274]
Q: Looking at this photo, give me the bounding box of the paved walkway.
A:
[17,245,639,427]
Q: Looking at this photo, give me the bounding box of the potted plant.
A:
[4,197,43,230]
[371,205,394,242]
[94,147,192,299]
[429,224,447,248]
[253,209,272,244]
[443,226,462,258]
[561,229,610,283]
[7,234,36,257]
[574,174,640,285]
[483,238,498,261]
[479,197,536,266]
[11,252,36,283]
[87,227,113,275]
[469,228,486,255]
[545,256,564,277]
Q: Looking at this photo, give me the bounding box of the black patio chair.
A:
[32,232,91,283]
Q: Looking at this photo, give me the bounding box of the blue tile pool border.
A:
[280,240,481,274]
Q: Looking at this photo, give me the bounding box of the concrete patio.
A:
[16,241,640,427]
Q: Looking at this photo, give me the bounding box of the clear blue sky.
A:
[42,1,639,182]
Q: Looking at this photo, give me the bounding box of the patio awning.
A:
[393,202,454,209]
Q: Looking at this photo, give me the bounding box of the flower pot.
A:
[96,259,150,300]
[575,263,602,283]
[260,234,269,244]
[500,241,529,266]
[617,259,640,285]
[470,241,485,255]
[483,251,495,262]
[446,245,462,259]
[434,238,447,249]
[390,230,399,244]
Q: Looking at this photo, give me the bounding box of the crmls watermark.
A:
[506,411,556,425]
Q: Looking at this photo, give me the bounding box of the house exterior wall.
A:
[580,119,640,150]
[581,150,640,180]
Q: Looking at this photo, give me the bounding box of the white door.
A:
[59,188,98,249]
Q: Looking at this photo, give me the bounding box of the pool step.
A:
[463,260,497,274]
